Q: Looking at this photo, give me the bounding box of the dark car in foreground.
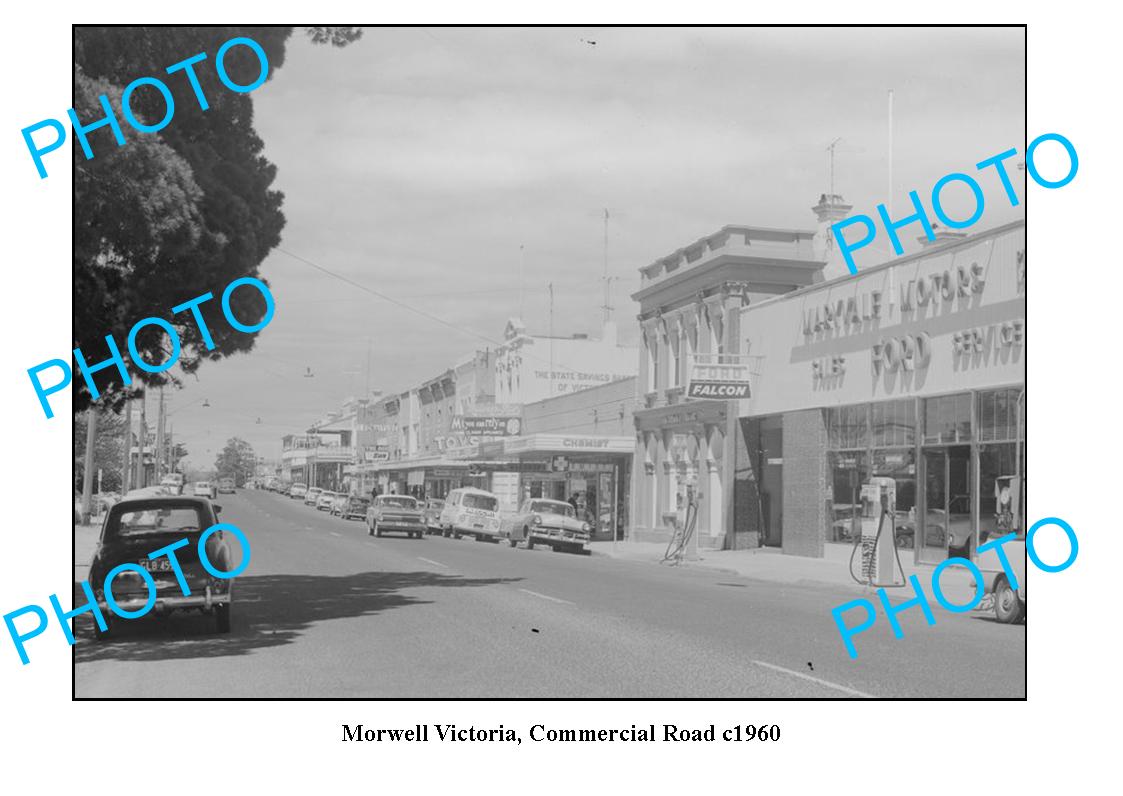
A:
[88,496,238,638]
[367,495,426,538]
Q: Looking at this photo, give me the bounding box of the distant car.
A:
[192,481,217,499]
[316,491,338,511]
[423,499,445,534]
[289,483,308,500]
[506,498,592,554]
[88,496,237,638]
[160,475,184,495]
[304,487,323,507]
[367,495,426,538]
[217,477,236,494]
[336,494,370,520]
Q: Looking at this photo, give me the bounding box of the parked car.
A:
[337,494,370,520]
[289,483,307,499]
[367,494,426,538]
[192,481,217,499]
[437,488,501,541]
[506,498,592,554]
[217,477,236,494]
[423,499,445,534]
[88,496,237,637]
[304,487,323,507]
[316,490,338,511]
[160,474,184,495]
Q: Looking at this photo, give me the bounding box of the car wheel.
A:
[367,520,374,536]
[374,523,382,538]
[509,538,518,548]
[525,529,534,550]
[994,576,1025,624]
[215,603,231,634]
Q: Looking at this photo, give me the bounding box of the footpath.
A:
[589,538,999,609]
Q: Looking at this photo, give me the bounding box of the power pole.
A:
[601,209,613,324]
[548,282,555,397]
[122,398,133,494]
[155,387,165,481]
[80,410,97,522]
[136,392,147,488]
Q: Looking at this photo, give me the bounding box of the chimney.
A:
[812,193,854,281]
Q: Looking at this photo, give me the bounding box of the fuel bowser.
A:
[850,476,905,588]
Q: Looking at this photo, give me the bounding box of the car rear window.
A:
[108,504,206,538]
[463,494,498,512]
[380,496,418,509]
[532,501,574,517]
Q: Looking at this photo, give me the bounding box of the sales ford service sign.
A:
[686,379,750,399]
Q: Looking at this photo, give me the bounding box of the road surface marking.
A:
[518,588,575,606]
[330,532,342,538]
[417,557,449,568]
[750,660,874,698]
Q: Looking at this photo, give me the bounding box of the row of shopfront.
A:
[295,215,1025,568]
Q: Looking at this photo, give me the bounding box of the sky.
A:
[159,26,1025,470]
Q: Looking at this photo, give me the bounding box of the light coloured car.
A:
[367,494,426,538]
[437,488,501,541]
[304,487,323,507]
[192,481,216,499]
[316,491,338,511]
[289,483,308,499]
[506,498,592,554]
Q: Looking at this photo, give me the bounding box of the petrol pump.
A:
[850,476,905,588]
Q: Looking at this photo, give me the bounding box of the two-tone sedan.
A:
[366,495,426,538]
[88,496,239,637]
[506,498,592,554]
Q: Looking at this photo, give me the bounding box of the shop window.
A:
[977,388,1024,442]
[828,405,869,449]
[871,399,916,448]
[923,393,972,444]
[828,451,868,542]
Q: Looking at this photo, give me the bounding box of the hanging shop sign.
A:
[687,380,750,399]
[364,450,390,462]
[450,416,522,436]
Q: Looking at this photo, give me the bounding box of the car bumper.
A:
[97,586,231,613]
[532,528,590,546]
[378,522,426,532]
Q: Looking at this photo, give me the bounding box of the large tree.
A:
[73,26,362,412]
[74,408,128,493]
[215,437,257,486]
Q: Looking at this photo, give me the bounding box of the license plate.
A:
[140,558,172,572]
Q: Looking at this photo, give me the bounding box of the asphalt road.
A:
[74,489,1025,698]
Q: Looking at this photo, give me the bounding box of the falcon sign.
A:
[687,354,751,400]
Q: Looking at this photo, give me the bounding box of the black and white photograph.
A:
[63,25,1031,700]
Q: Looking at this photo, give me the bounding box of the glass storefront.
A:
[826,387,1025,565]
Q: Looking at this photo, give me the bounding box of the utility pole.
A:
[600,209,613,324]
[136,392,147,488]
[80,410,97,522]
[122,398,133,494]
[887,88,894,219]
[519,244,526,320]
[548,282,555,397]
[155,387,165,481]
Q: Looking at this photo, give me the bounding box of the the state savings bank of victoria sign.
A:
[687,354,751,399]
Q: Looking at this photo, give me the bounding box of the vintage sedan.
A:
[423,499,445,534]
[316,490,338,511]
[303,486,323,507]
[88,496,238,638]
[367,495,426,538]
[506,498,592,554]
[334,494,370,520]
